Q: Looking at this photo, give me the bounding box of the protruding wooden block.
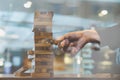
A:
[27,50,34,55]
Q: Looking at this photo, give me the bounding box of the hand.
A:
[55,30,101,56]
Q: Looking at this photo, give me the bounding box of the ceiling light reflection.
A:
[24,1,32,8]
[98,10,108,17]
[101,10,108,15]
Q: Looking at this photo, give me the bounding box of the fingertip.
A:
[60,40,65,48]
[53,36,64,45]
[55,36,65,41]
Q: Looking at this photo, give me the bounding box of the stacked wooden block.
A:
[32,11,54,77]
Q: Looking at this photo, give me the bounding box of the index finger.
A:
[55,33,70,43]
[53,36,66,46]
[56,32,76,41]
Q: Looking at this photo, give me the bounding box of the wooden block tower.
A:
[32,11,54,77]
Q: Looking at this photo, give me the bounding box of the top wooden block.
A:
[33,11,53,32]
[34,11,53,19]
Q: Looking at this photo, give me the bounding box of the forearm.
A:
[96,24,120,49]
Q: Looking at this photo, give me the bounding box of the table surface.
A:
[0,74,120,80]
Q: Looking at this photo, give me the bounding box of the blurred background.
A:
[0,0,120,76]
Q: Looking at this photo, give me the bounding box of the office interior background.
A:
[0,0,120,76]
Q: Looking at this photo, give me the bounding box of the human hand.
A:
[55,30,101,56]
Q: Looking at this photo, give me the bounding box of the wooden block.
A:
[34,51,53,54]
[35,43,51,47]
[34,36,52,39]
[34,11,53,19]
[35,68,47,73]
[35,59,53,64]
[14,67,31,77]
[34,21,52,26]
[33,26,52,32]
[35,45,51,51]
[34,34,52,38]
[34,68,53,74]
[34,11,53,26]
[34,31,52,36]
[35,54,53,66]
[31,73,53,78]
[35,47,51,51]
[34,19,52,23]
[35,65,53,69]
[35,54,53,58]
[35,58,53,63]
[34,18,52,22]
[27,50,34,55]
[34,38,52,44]
[35,66,53,70]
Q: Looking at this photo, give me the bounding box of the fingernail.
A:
[61,42,64,47]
